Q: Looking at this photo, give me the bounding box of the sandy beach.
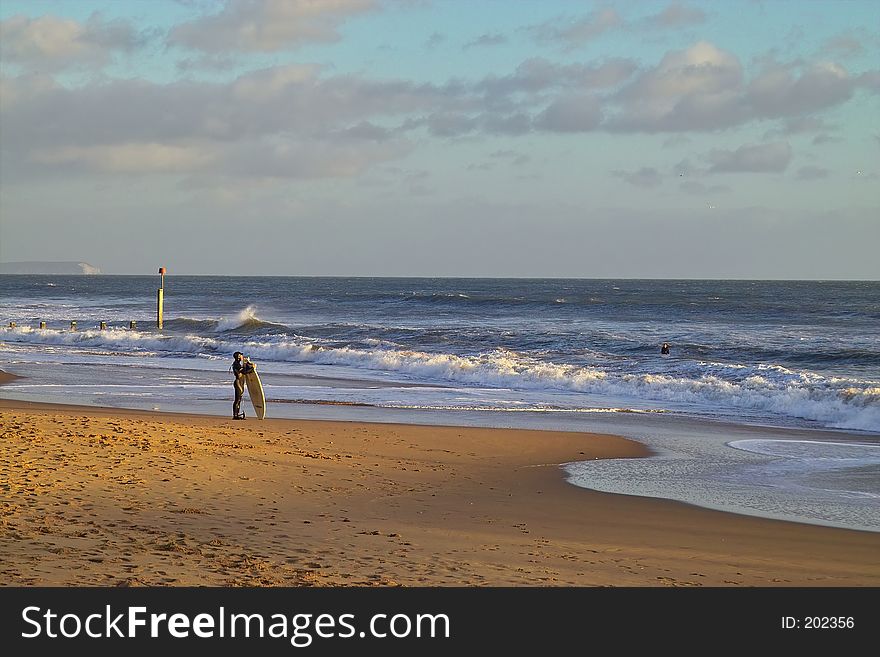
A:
[1,394,878,587]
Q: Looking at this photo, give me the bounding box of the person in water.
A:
[660,342,670,355]
[232,351,246,419]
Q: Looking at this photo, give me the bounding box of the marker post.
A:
[157,267,165,330]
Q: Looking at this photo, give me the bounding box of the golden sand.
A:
[1,399,878,586]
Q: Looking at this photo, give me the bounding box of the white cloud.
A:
[820,32,866,58]
[530,8,622,48]
[611,41,746,131]
[0,13,143,70]
[478,57,636,97]
[464,33,507,49]
[230,64,322,101]
[747,62,853,117]
[609,43,860,132]
[31,142,215,173]
[621,41,742,100]
[169,0,376,53]
[643,3,706,28]
[535,94,602,132]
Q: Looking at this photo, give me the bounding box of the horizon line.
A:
[1,272,878,282]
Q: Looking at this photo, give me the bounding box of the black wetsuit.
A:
[232,358,245,417]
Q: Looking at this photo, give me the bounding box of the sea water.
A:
[2,276,878,530]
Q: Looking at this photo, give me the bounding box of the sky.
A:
[0,0,878,277]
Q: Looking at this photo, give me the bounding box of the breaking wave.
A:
[2,324,878,432]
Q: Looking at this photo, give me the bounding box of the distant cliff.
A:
[0,261,102,275]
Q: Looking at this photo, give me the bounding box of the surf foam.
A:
[3,325,878,431]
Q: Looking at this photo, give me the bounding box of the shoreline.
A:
[3,368,878,533]
[1,398,879,586]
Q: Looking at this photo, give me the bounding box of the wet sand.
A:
[1,396,878,587]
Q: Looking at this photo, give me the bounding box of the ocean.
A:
[2,276,878,531]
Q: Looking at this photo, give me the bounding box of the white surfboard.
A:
[243,359,266,419]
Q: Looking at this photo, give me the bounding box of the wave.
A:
[1,325,221,356]
[216,306,262,331]
[374,404,665,414]
[165,307,288,334]
[3,325,878,432]
[163,318,217,332]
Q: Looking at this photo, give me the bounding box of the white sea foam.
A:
[728,439,880,460]
[377,404,663,414]
[3,325,878,431]
[1,326,220,354]
[216,306,261,331]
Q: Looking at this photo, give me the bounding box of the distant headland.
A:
[0,261,102,275]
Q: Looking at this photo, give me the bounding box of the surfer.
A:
[660,342,670,355]
[232,351,246,419]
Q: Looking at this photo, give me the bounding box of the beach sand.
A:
[1,397,878,587]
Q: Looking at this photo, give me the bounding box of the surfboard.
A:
[243,359,266,419]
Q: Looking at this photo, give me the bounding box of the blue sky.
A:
[1,0,878,277]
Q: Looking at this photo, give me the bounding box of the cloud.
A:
[221,136,410,179]
[612,167,662,187]
[796,165,829,180]
[3,62,486,151]
[858,70,880,93]
[643,3,707,28]
[169,0,376,53]
[490,149,530,166]
[619,41,742,100]
[611,41,747,131]
[424,112,479,137]
[609,42,860,132]
[0,64,447,181]
[535,94,602,132]
[333,121,393,141]
[821,32,865,58]
[0,13,145,70]
[176,53,239,73]
[27,134,409,180]
[1,29,870,188]
[482,112,533,135]
[230,63,322,101]
[31,142,215,173]
[763,116,836,140]
[747,62,854,117]
[707,141,792,173]
[530,8,622,48]
[477,57,636,98]
[774,116,832,135]
[464,33,507,49]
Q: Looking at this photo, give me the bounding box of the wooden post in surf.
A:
[130,320,137,330]
[100,321,107,330]
[70,321,77,331]
[157,266,165,330]
[39,321,46,329]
